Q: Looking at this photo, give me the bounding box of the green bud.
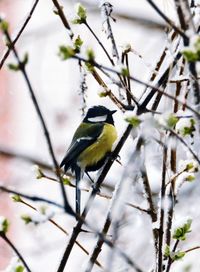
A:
[98,91,108,98]
[73,3,87,24]
[167,115,178,128]
[58,45,75,60]
[182,50,199,62]
[86,48,95,62]
[15,265,25,272]
[34,165,44,179]
[173,219,192,240]
[182,36,200,62]
[85,62,94,72]
[0,217,9,234]
[164,245,170,257]
[62,176,71,185]
[21,215,32,225]
[125,116,141,127]
[7,63,20,71]
[121,67,129,77]
[171,251,185,261]
[22,52,29,66]
[12,195,22,202]
[0,20,9,32]
[74,35,83,53]
[186,174,195,182]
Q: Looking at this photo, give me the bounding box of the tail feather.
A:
[75,166,82,217]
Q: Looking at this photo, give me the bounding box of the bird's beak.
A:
[111,110,117,115]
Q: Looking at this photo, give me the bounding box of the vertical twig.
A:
[51,0,74,38]
[85,138,144,272]
[146,0,189,41]
[0,20,74,215]
[101,1,119,60]
[165,240,179,272]
[57,125,132,272]
[158,145,168,272]
[174,0,200,108]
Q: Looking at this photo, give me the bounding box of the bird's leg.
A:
[85,171,94,184]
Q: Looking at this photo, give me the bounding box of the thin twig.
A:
[0,147,52,170]
[0,0,40,69]
[57,125,132,272]
[51,0,73,38]
[18,198,103,268]
[146,0,189,42]
[0,185,64,209]
[91,68,126,111]
[168,128,200,165]
[184,245,200,254]
[141,165,158,261]
[166,240,179,272]
[174,0,200,108]
[85,138,144,272]
[84,21,114,65]
[158,145,167,272]
[101,1,119,60]
[0,232,31,272]
[0,20,74,216]
[72,54,200,119]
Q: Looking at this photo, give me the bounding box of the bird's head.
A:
[83,105,116,125]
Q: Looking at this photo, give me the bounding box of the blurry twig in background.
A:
[0,185,64,209]
[16,197,103,268]
[80,0,167,30]
[0,147,52,170]
[0,232,31,272]
[146,0,188,41]
[0,0,40,69]
[72,54,200,119]
[84,137,144,272]
[52,0,74,38]
[57,125,133,272]
[0,19,74,216]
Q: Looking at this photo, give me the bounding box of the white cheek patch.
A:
[88,115,107,122]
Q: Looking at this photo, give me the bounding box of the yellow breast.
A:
[78,123,117,169]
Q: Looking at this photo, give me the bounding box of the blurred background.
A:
[0,0,200,271]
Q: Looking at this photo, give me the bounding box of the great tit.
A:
[60,105,117,215]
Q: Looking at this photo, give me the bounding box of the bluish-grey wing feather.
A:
[60,123,104,172]
[60,138,94,171]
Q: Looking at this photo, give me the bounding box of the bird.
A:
[60,105,117,215]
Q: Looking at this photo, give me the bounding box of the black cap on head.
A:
[84,105,116,124]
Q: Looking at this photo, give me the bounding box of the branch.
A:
[184,245,200,254]
[51,0,73,38]
[168,128,200,165]
[0,0,40,69]
[158,145,167,272]
[174,0,200,107]
[72,54,200,119]
[0,232,31,272]
[0,20,74,216]
[0,147,52,170]
[18,198,103,268]
[57,125,132,272]
[0,185,64,209]
[80,0,166,30]
[146,0,189,42]
[85,138,144,272]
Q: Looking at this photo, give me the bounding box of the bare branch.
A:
[0,0,40,69]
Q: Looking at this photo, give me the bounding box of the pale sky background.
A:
[1,0,200,271]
